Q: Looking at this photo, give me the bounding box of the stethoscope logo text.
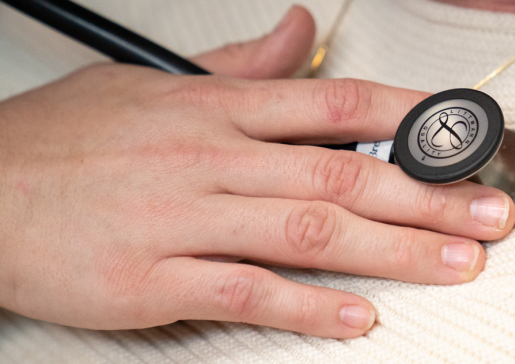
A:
[418,107,478,160]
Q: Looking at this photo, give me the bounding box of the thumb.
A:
[190,6,316,79]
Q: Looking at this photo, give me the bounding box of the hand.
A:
[0,6,513,339]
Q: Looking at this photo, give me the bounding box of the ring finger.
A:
[182,194,485,285]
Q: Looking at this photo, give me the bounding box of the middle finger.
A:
[217,142,514,241]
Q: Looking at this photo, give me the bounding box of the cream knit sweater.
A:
[1,0,515,363]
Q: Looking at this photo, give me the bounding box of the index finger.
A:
[220,78,430,144]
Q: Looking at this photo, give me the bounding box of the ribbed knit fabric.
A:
[1,0,515,363]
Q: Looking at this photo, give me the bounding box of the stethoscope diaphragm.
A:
[394,88,504,184]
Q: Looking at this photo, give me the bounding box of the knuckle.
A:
[285,202,339,261]
[314,78,371,127]
[312,151,368,207]
[390,229,419,270]
[215,268,264,320]
[170,79,239,120]
[415,185,447,224]
[296,289,321,327]
[173,82,222,108]
[100,249,160,298]
[97,251,169,324]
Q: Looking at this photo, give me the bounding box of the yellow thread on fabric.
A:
[473,55,515,90]
[310,0,515,88]
[308,0,354,77]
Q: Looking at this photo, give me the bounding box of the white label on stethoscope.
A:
[356,140,393,163]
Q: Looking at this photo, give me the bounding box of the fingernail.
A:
[274,7,296,33]
[442,242,480,272]
[339,305,375,330]
[470,196,509,229]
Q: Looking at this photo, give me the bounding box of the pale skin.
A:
[1,2,514,339]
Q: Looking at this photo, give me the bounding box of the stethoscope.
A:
[3,0,513,199]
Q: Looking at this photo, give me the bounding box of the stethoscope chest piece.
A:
[394,88,504,184]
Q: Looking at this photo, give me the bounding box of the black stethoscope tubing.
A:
[1,0,210,75]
